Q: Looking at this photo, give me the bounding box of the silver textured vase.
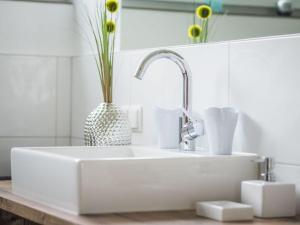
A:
[84,103,131,146]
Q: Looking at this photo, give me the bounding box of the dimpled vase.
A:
[84,103,131,146]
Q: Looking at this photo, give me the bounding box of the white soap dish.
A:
[196,201,253,222]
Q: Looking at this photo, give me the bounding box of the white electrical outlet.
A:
[121,105,143,132]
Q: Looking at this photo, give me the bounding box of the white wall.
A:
[0,55,72,176]
[71,34,300,214]
[230,35,300,213]
[121,8,300,50]
[0,1,78,56]
[0,1,73,176]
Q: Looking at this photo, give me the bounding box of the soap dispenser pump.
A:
[241,157,296,218]
[258,156,274,181]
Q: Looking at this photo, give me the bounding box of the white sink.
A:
[11,146,258,214]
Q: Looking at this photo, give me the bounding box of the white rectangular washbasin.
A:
[11,146,258,214]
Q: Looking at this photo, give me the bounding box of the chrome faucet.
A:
[134,49,203,151]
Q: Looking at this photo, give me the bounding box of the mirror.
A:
[121,0,300,50]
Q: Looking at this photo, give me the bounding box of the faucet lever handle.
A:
[194,120,205,136]
[181,108,205,138]
[181,119,205,140]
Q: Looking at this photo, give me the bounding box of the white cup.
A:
[204,107,239,155]
[154,106,182,149]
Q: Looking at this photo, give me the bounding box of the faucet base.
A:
[180,139,196,151]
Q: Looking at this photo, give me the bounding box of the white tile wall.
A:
[0,0,76,176]
[71,55,102,139]
[228,35,300,214]
[0,55,56,137]
[0,1,78,56]
[71,137,85,146]
[0,0,122,64]
[56,57,72,138]
[55,137,72,146]
[0,54,72,176]
[230,36,300,165]
[274,164,300,214]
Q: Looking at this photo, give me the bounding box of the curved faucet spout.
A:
[134,49,200,151]
[134,49,191,117]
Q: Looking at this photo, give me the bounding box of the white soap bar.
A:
[196,201,253,222]
[241,180,296,218]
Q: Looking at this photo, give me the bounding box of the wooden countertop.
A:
[0,180,298,225]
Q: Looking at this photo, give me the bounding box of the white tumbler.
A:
[204,107,238,155]
[154,106,182,149]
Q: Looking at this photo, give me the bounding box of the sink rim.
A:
[11,146,199,162]
[11,145,257,162]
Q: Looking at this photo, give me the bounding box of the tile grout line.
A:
[69,57,74,146]
[227,42,231,106]
[54,57,59,146]
[71,137,84,140]
[0,52,74,58]
[276,162,300,167]
[0,136,70,138]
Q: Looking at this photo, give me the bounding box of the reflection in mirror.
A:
[121,0,300,50]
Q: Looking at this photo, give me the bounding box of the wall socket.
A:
[121,105,143,133]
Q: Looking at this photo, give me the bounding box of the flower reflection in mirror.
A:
[188,0,224,43]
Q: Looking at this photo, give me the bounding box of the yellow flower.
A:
[106,0,119,13]
[196,5,212,19]
[188,24,202,39]
[106,20,116,33]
